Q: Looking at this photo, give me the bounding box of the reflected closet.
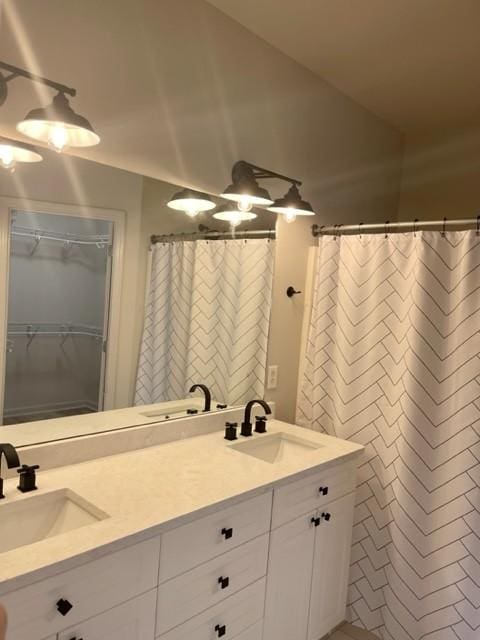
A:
[2,210,113,424]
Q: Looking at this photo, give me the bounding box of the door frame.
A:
[0,196,125,420]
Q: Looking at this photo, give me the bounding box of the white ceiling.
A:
[207,0,480,134]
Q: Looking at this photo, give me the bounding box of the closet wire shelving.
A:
[7,222,109,351]
[6,323,104,351]
[11,223,112,255]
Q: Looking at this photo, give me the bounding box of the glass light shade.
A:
[267,184,315,216]
[213,204,257,227]
[0,137,43,170]
[17,92,100,150]
[167,188,216,216]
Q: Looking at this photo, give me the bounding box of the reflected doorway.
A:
[2,209,114,424]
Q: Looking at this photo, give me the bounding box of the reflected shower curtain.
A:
[297,231,480,640]
[135,238,274,406]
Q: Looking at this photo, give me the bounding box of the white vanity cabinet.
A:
[156,491,273,639]
[263,464,357,640]
[2,536,160,640]
[57,590,157,640]
[0,453,359,640]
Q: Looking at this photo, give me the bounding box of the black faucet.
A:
[0,443,21,499]
[241,399,272,437]
[189,384,212,412]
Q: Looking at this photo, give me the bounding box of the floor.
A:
[329,623,380,640]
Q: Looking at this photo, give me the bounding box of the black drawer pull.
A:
[56,599,73,616]
[311,516,321,527]
[215,623,227,637]
[221,527,233,540]
[69,637,83,640]
[218,575,230,589]
[322,512,331,522]
[319,486,329,496]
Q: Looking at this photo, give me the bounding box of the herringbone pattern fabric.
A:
[297,231,480,640]
[135,239,274,406]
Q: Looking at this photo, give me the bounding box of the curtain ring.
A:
[413,218,419,237]
[358,222,363,238]
[384,220,390,239]
[333,224,338,241]
[442,217,447,237]
[337,224,343,239]
[476,215,480,236]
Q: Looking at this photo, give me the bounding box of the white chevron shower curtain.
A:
[297,231,480,640]
[135,238,274,406]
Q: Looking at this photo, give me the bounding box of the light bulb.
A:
[237,197,253,213]
[185,208,199,218]
[285,210,297,224]
[0,145,16,171]
[228,210,243,228]
[48,125,68,152]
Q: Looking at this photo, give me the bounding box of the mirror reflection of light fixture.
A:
[0,60,100,155]
[0,136,43,172]
[17,92,100,152]
[221,161,274,210]
[221,160,315,223]
[268,183,315,224]
[213,202,257,228]
[167,188,216,218]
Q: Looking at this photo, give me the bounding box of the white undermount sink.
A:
[0,488,109,554]
[230,432,323,464]
[140,401,206,419]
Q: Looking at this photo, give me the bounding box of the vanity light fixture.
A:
[213,202,257,228]
[167,188,216,218]
[17,92,100,152]
[0,60,100,154]
[268,183,315,224]
[221,160,315,221]
[221,161,274,211]
[0,136,43,172]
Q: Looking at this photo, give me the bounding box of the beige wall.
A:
[399,125,480,221]
[0,0,404,421]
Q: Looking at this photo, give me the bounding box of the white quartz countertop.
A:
[0,420,363,594]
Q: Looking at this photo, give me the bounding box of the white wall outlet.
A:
[267,365,279,390]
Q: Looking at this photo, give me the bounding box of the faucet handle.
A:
[255,416,267,433]
[17,464,39,493]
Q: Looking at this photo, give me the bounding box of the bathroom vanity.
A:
[0,418,363,640]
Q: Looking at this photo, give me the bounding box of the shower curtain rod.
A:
[151,228,276,243]
[312,216,480,237]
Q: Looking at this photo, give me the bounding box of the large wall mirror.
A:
[0,148,277,447]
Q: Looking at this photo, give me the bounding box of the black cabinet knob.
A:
[215,624,227,637]
[56,598,73,616]
[311,516,321,527]
[221,527,233,540]
[318,486,329,496]
[322,512,331,521]
[218,575,230,589]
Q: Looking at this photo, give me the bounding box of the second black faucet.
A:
[241,399,272,437]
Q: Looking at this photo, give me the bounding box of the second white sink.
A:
[230,432,323,464]
[0,488,109,554]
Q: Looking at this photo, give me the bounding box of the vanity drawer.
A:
[157,578,265,640]
[159,491,272,581]
[271,461,355,528]
[3,536,160,640]
[57,589,157,640]
[157,533,269,634]
[235,621,264,640]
